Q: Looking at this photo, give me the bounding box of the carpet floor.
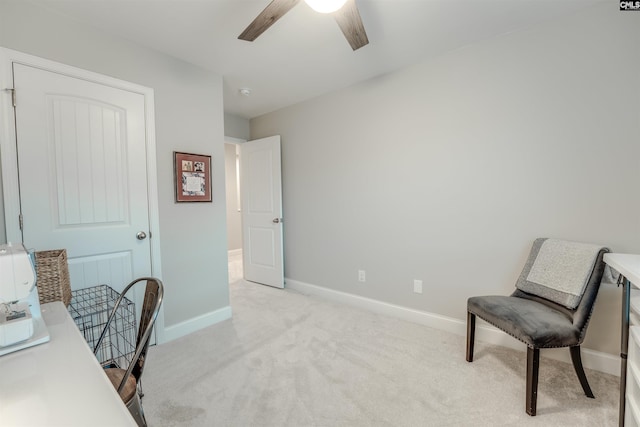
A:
[143,279,619,426]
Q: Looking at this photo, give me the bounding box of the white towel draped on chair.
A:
[519,238,606,309]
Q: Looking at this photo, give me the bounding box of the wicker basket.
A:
[35,249,71,307]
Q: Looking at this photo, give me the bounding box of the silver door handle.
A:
[272,218,283,224]
[136,231,147,240]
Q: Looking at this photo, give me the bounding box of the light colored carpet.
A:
[143,279,619,426]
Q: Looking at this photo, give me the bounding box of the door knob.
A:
[136,231,147,240]
[272,218,282,224]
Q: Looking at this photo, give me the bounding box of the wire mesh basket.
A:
[68,285,137,369]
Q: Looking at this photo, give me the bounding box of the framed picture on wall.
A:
[173,151,212,202]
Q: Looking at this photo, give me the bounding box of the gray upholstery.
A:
[467,295,578,348]
[467,238,608,349]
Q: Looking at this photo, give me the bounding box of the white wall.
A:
[251,3,640,356]
[224,113,250,141]
[0,0,230,334]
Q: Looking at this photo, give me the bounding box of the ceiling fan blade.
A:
[238,0,301,42]
[333,0,369,51]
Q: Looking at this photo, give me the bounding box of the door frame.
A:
[224,135,245,252]
[224,136,246,285]
[0,48,165,342]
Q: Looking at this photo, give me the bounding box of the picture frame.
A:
[173,151,212,202]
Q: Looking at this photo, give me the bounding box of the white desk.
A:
[604,253,640,427]
[0,301,137,426]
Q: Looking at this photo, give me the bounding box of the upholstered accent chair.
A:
[466,238,608,416]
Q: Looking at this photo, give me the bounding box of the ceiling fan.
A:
[238,0,369,51]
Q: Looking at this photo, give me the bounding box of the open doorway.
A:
[224,139,244,284]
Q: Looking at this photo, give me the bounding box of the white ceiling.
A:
[30,0,602,119]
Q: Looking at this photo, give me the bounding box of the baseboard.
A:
[228,248,242,257]
[285,278,620,376]
[285,278,467,334]
[161,305,232,343]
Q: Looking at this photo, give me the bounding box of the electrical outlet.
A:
[413,279,423,294]
[358,270,366,282]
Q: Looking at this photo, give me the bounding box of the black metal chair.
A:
[94,277,164,427]
[466,238,608,416]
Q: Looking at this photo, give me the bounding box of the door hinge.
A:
[19,213,23,230]
[5,88,16,107]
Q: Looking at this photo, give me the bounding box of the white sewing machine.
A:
[0,243,50,356]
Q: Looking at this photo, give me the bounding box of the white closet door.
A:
[13,62,152,294]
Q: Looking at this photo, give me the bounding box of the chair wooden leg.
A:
[466,311,476,362]
[526,347,539,416]
[570,345,595,398]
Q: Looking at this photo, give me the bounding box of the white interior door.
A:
[12,62,152,297]
[241,136,284,288]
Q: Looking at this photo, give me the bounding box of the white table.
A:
[603,253,640,427]
[0,301,137,426]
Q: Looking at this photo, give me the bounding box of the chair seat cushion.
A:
[104,368,137,403]
[468,295,581,349]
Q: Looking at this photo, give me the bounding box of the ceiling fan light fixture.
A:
[304,0,348,14]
